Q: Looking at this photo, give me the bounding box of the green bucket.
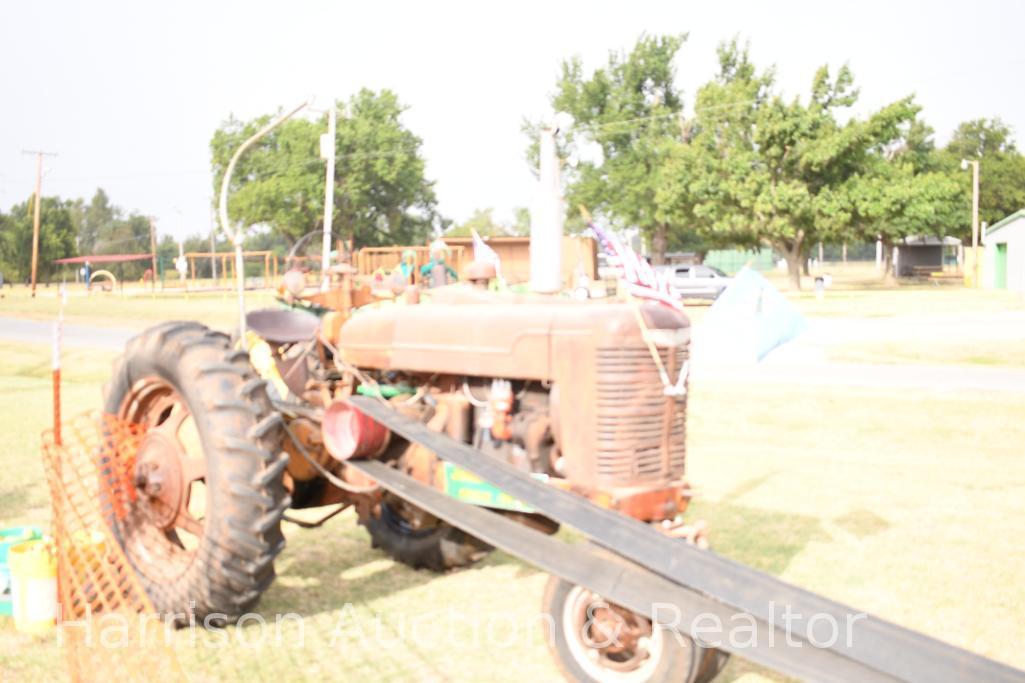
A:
[0,526,42,616]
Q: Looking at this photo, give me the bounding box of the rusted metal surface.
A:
[282,416,329,481]
[322,400,391,461]
[42,412,185,682]
[336,289,690,495]
[118,377,206,545]
[587,481,690,522]
[563,584,657,675]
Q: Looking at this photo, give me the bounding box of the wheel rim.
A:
[118,377,208,582]
[562,585,665,683]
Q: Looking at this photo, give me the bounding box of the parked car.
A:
[660,263,732,300]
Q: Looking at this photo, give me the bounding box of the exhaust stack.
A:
[530,125,563,293]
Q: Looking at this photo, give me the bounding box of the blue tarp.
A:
[702,267,807,361]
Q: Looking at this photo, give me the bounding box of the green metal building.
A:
[984,210,1025,294]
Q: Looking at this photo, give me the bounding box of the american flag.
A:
[471,229,503,282]
[587,221,683,311]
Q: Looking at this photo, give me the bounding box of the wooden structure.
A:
[441,235,598,286]
[185,251,277,289]
[355,245,467,284]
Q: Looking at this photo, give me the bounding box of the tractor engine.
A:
[328,286,692,522]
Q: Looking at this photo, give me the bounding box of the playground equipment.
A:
[185,250,278,290]
[88,269,116,291]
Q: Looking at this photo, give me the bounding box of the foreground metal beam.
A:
[352,459,890,682]
[349,395,1025,683]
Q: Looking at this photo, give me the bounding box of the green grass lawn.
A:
[0,334,1023,681]
[788,286,1025,318]
[2,279,1024,681]
[0,283,279,330]
[827,339,1025,367]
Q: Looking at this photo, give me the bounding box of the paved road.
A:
[2,314,1023,394]
[0,316,135,351]
[691,356,1025,394]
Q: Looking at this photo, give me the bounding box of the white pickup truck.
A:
[660,263,732,300]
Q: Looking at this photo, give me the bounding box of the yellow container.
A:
[8,539,57,636]
[69,530,106,578]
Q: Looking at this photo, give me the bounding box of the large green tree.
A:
[848,118,963,280]
[71,188,117,254]
[66,188,155,279]
[849,165,962,280]
[659,41,920,289]
[939,118,1025,231]
[547,34,688,263]
[0,196,76,282]
[210,89,438,249]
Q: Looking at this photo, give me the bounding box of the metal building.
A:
[983,209,1025,294]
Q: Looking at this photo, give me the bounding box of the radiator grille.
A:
[595,345,687,485]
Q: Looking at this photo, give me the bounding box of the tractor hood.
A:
[335,287,689,381]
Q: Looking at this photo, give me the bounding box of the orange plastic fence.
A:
[41,412,183,683]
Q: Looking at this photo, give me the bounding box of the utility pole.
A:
[22,150,57,297]
[962,158,981,287]
[148,217,158,292]
[320,103,337,290]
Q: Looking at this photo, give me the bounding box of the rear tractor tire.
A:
[103,321,290,622]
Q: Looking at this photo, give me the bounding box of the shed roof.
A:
[52,253,153,265]
[898,235,961,246]
[986,209,1025,237]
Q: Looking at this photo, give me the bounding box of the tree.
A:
[659,41,919,289]
[939,118,1025,231]
[849,164,962,281]
[445,208,528,238]
[0,196,76,282]
[210,89,438,249]
[65,187,155,280]
[511,207,531,235]
[656,39,774,259]
[546,34,688,264]
[72,188,117,255]
[945,118,1015,158]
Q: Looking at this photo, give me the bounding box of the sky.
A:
[2,0,1024,244]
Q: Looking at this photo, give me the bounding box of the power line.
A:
[571,97,761,134]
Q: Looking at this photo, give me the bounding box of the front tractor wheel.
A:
[364,494,490,571]
[103,321,290,622]
[542,576,727,683]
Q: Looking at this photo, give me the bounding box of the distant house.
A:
[894,236,961,277]
[983,210,1025,294]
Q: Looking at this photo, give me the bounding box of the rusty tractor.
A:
[101,250,1024,683]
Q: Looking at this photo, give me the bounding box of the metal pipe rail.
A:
[348,395,1025,683]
